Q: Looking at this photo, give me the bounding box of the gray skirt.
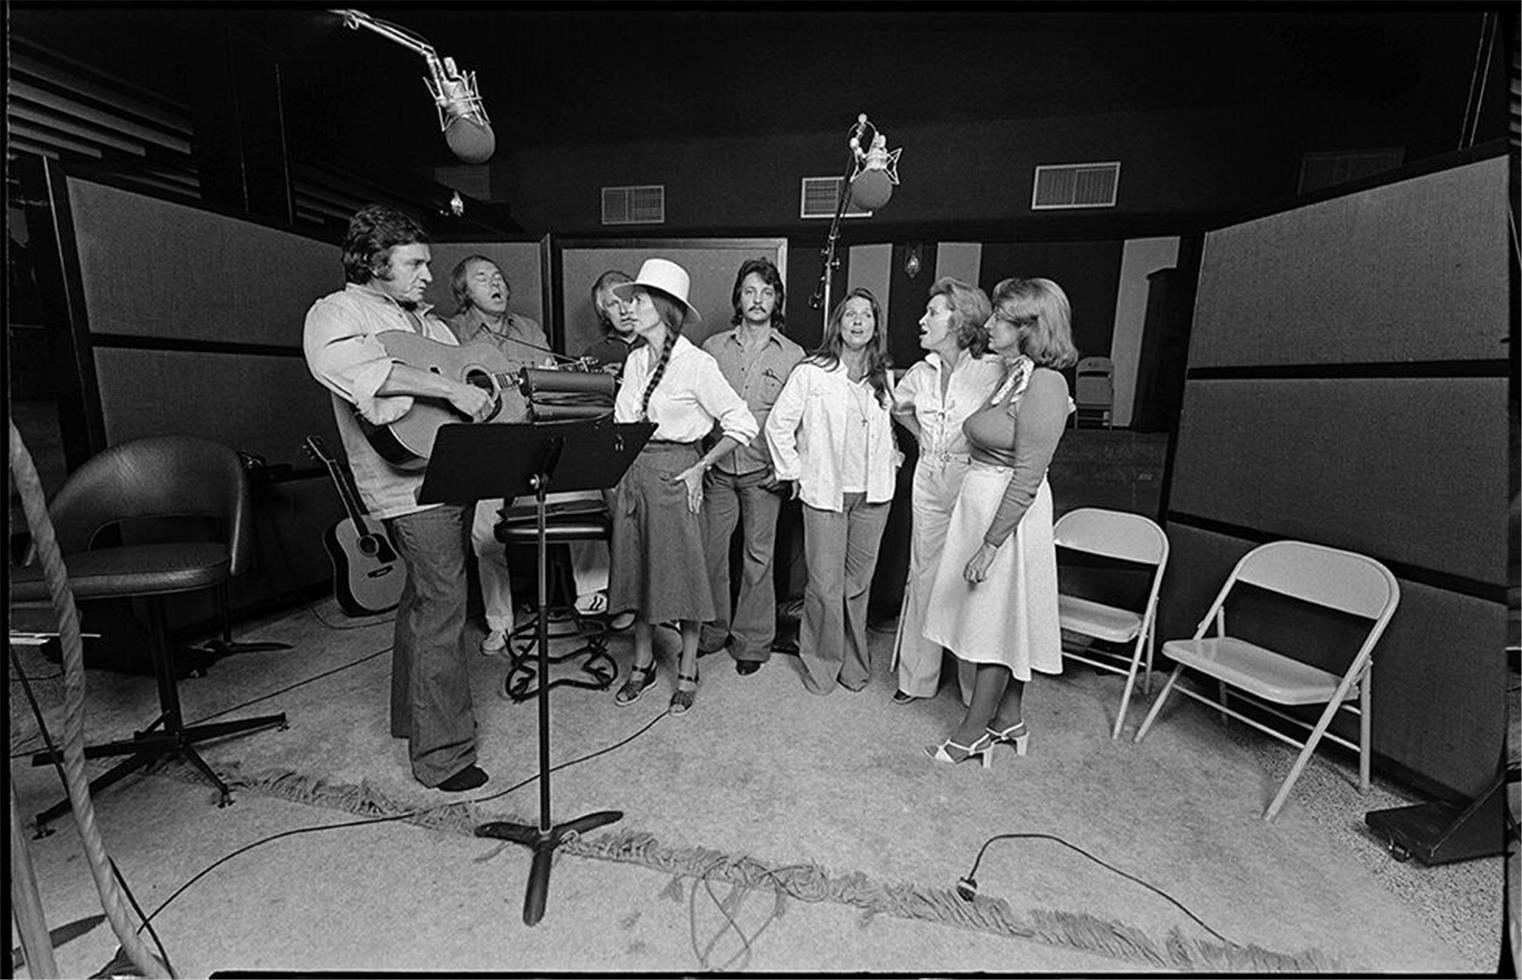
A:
[608,442,716,624]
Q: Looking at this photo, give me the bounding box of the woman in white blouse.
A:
[888,277,1003,706]
[766,288,901,694]
[608,259,758,713]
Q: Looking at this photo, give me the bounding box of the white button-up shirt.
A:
[766,360,901,511]
[891,352,1006,469]
[614,335,758,446]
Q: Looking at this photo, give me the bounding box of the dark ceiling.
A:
[10,5,1493,178]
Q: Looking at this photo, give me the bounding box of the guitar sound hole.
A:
[358,536,379,557]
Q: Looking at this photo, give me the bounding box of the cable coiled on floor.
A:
[9,420,172,978]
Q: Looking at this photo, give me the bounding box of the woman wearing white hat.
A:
[608,258,759,713]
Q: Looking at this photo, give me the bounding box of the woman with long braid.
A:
[608,259,758,713]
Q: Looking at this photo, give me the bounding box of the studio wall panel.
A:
[1169,376,1508,585]
[1190,156,1508,367]
[558,240,787,357]
[976,240,1124,360]
[67,178,339,345]
[421,239,546,334]
[1163,150,1510,801]
[94,349,336,468]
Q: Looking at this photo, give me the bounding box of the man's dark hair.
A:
[342,204,429,285]
[729,257,786,329]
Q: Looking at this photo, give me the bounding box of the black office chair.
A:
[9,436,288,832]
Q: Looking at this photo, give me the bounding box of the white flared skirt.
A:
[922,462,1063,681]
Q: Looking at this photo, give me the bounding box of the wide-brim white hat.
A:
[612,258,701,324]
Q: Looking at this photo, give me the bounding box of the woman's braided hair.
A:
[638,289,688,421]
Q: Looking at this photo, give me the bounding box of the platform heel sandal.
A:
[924,733,995,768]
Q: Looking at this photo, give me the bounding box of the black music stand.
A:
[419,417,653,926]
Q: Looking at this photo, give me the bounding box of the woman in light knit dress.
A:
[766,288,900,694]
[888,277,1005,706]
[922,277,1078,765]
[607,259,758,714]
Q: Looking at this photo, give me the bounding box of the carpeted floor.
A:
[8,597,1506,976]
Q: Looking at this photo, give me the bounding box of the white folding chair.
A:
[1071,356,1114,428]
[1133,540,1400,821]
[1054,508,1169,740]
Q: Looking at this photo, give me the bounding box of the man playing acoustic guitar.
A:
[303,204,493,794]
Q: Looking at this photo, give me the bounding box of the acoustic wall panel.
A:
[421,239,546,332]
[1163,150,1510,800]
[67,178,339,346]
[94,349,336,468]
[558,240,787,357]
[976,240,1124,361]
[1169,376,1508,585]
[1189,155,1508,367]
[845,243,893,325]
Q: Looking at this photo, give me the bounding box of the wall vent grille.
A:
[1031,162,1120,209]
[1297,149,1405,194]
[602,184,666,225]
[800,176,873,219]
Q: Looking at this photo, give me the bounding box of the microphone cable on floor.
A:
[183,643,393,727]
[135,704,674,931]
[955,831,1231,945]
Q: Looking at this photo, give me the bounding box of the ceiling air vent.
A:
[800,176,873,219]
[1297,149,1404,194]
[1031,162,1120,210]
[602,184,665,225]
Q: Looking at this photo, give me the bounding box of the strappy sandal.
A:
[615,660,658,707]
[669,669,699,715]
[985,720,1029,757]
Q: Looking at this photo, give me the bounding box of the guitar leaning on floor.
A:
[302,434,406,617]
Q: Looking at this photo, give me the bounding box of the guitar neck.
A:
[320,455,374,529]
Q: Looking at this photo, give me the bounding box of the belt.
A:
[644,439,699,448]
[922,451,971,465]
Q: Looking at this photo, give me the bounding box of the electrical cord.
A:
[10,643,394,761]
[956,832,1231,945]
[9,642,172,976]
[183,643,392,727]
[137,704,673,929]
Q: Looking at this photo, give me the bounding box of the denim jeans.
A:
[699,468,783,661]
[386,504,478,787]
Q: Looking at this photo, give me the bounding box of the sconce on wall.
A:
[903,244,923,279]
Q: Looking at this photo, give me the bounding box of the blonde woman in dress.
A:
[921,277,1078,765]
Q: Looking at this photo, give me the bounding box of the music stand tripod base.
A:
[418,418,652,926]
[475,809,624,925]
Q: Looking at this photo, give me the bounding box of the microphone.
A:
[848,115,902,211]
[332,9,496,164]
[427,54,495,164]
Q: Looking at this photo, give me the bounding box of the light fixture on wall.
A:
[903,245,923,279]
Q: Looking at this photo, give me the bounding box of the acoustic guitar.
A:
[359,332,610,467]
[302,434,406,617]
[359,333,527,469]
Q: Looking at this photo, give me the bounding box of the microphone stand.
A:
[809,132,864,322]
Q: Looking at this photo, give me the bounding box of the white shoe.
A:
[480,629,508,655]
[574,591,609,615]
